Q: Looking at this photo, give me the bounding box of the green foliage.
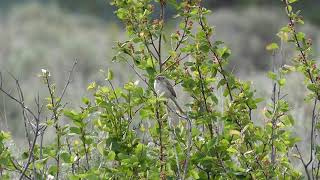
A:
[2,0,320,179]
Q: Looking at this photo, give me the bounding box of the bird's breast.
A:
[154,80,170,98]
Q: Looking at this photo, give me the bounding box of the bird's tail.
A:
[170,98,192,180]
[171,97,184,114]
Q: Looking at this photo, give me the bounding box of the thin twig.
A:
[162,1,191,67]
[158,0,165,72]
[165,104,192,180]
[294,144,311,179]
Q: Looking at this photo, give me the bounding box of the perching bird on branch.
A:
[154,75,184,113]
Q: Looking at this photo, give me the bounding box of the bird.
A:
[154,75,183,113]
[154,75,192,177]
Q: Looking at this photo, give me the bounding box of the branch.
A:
[198,12,234,102]
[162,1,191,68]
[306,98,317,167]
[165,104,192,180]
[294,144,311,179]
[282,0,315,84]
[162,53,190,73]
[0,73,38,121]
[125,60,156,94]
[158,0,165,72]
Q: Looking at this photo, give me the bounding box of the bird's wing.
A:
[164,79,176,98]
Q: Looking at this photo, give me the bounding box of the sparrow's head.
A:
[155,75,166,81]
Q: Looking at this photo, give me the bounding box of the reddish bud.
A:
[307,38,312,46]
[153,19,159,25]
[312,64,317,69]
[288,22,294,28]
[212,56,219,64]
[176,30,181,36]
[128,43,134,52]
[184,68,190,76]
[148,4,155,11]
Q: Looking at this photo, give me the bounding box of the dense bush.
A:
[0,0,320,179]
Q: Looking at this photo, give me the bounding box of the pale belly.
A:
[154,80,171,98]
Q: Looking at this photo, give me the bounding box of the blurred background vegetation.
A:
[0,0,319,166]
[1,0,320,25]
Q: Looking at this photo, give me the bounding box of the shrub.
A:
[0,0,319,179]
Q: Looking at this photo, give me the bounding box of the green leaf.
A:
[287,5,292,13]
[0,131,11,140]
[107,69,113,80]
[97,141,105,156]
[48,165,57,176]
[190,8,199,15]
[190,169,200,179]
[229,130,241,136]
[199,44,210,53]
[217,47,231,59]
[255,98,264,104]
[68,175,80,180]
[217,79,226,89]
[82,97,90,105]
[167,0,179,8]
[247,99,257,109]
[116,8,127,20]
[134,143,145,155]
[87,82,96,91]
[85,174,99,180]
[70,127,81,135]
[296,32,305,41]
[146,67,156,76]
[107,151,116,160]
[227,147,238,154]
[46,119,55,127]
[288,0,298,4]
[184,62,194,66]
[140,108,152,119]
[282,64,295,72]
[267,72,277,80]
[35,158,47,170]
[283,114,295,126]
[21,152,29,160]
[210,95,218,104]
[307,84,318,92]
[60,152,71,163]
[65,111,78,120]
[266,43,279,51]
[278,78,286,86]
